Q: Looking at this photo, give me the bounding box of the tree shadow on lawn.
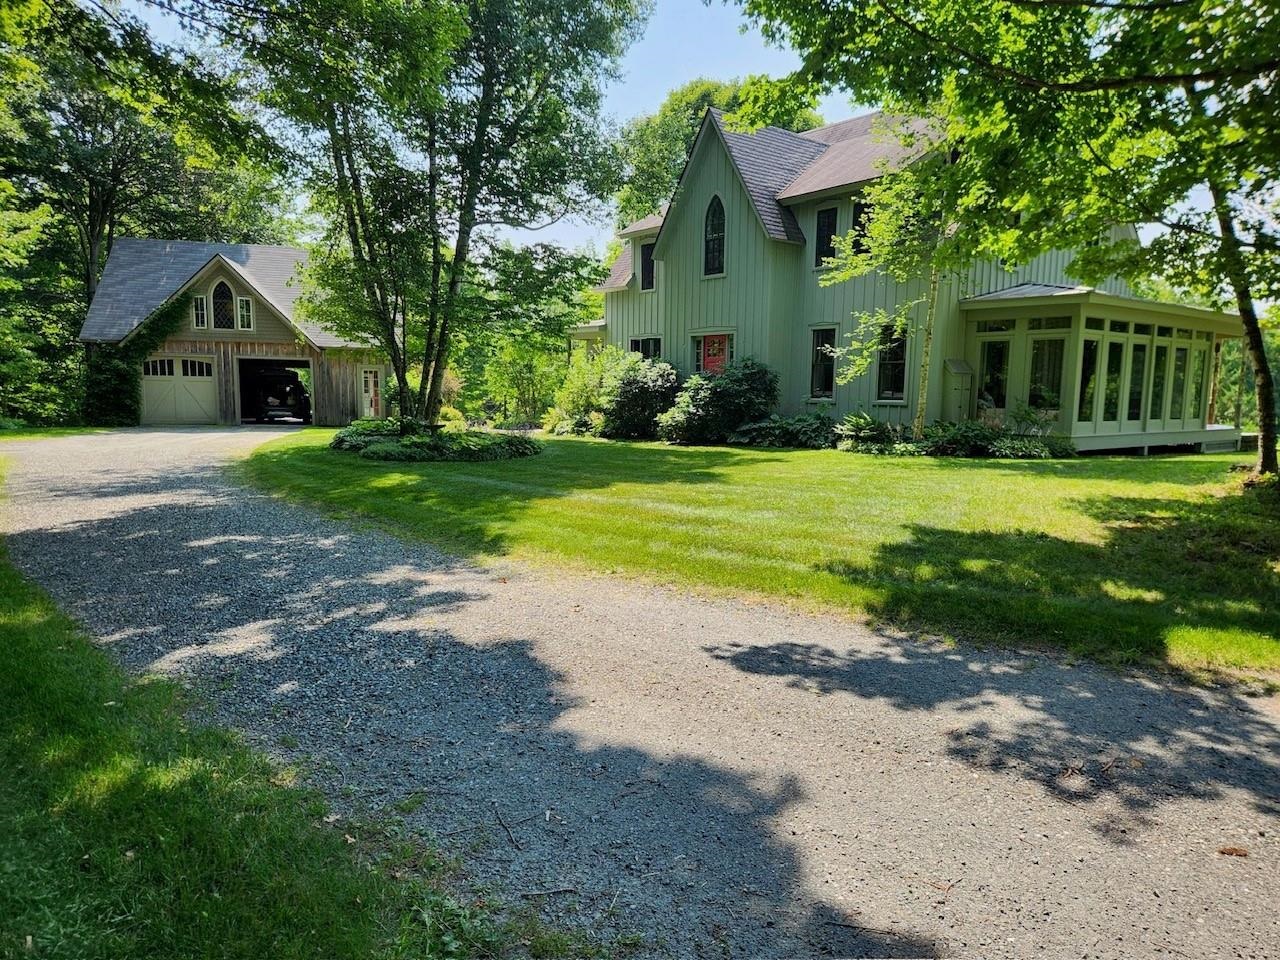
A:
[817,484,1280,674]
[3,463,937,960]
[908,450,1248,487]
[241,437,786,558]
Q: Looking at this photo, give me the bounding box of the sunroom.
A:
[959,283,1242,453]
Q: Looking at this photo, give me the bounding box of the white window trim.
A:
[809,326,838,400]
[237,296,254,331]
[192,295,208,329]
[628,336,663,359]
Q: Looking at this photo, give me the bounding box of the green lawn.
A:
[0,426,106,442]
[242,431,1280,676]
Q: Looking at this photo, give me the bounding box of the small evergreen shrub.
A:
[657,358,779,444]
[729,413,836,449]
[359,431,543,462]
[599,355,679,439]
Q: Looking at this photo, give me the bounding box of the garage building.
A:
[81,239,390,426]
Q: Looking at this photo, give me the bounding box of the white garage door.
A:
[140,357,218,424]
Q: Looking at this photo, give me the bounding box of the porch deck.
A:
[1074,423,1240,453]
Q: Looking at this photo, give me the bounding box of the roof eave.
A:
[777,176,877,206]
[960,287,1242,335]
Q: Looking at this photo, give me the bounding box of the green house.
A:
[581,109,1241,452]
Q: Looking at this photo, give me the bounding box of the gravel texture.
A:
[3,428,1279,959]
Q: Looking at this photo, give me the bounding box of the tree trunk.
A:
[911,265,941,439]
[1207,339,1223,424]
[1207,179,1278,476]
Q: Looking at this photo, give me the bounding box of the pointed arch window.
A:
[211,281,235,329]
[703,196,725,276]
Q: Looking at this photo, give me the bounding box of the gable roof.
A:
[779,114,934,202]
[79,239,366,349]
[618,108,938,258]
[709,109,825,243]
[617,205,666,238]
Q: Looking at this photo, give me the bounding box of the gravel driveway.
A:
[3,428,1279,959]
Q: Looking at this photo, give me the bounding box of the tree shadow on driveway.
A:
[3,460,938,960]
[705,634,1280,840]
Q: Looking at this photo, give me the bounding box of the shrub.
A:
[657,358,779,444]
[729,413,836,449]
[0,416,28,431]
[834,412,911,453]
[330,417,419,451]
[358,431,543,462]
[541,345,630,435]
[599,355,679,439]
[917,419,1006,457]
[834,411,1075,459]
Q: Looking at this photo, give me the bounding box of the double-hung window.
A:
[876,325,907,401]
[810,328,836,398]
[192,296,208,329]
[629,337,661,359]
[814,207,838,267]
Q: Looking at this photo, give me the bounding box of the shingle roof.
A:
[617,206,666,238]
[80,239,367,349]
[710,109,826,244]
[963,282,1092,302]
[595,242,633,292]
[778,114,934,201]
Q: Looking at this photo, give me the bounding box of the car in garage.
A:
[241,366,312,423]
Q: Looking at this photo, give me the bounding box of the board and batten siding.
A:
[602,131,1141,427]
[606,128,799,383]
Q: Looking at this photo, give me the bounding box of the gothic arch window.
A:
[703,195,725,276]
[211,280,235,329]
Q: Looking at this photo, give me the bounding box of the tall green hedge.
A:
[83,296,190,426]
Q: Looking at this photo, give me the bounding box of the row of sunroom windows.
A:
[975,316,1214,426]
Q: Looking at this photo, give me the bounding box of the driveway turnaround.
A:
[4,429,1278,959]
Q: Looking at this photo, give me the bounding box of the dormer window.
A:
[704,196,724,276]
[640,241,655,291]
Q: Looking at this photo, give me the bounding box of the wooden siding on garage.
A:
[156,338,382,426]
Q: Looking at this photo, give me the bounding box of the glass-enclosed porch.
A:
[959,285,1242,452]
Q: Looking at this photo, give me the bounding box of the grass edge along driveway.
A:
[1,450,624,960]
[240,430,1280,679]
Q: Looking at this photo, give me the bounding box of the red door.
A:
[702,334,729,374]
